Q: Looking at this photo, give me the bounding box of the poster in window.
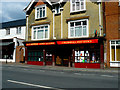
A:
[79,51,84,56]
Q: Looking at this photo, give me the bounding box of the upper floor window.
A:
[16,27,21,34]
[32,25,49,40]
[55,5,60,14]
[68,19,88,38]
[70,0,86,12]
[6,28,10,35]
[35,4,46,19]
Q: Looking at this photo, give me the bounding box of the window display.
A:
[75,45,100,63]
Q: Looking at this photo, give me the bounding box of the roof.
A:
[0,19,26,29]
[24,0,63,12]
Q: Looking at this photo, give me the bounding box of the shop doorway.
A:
[55,46,72,67]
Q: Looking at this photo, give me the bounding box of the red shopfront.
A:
[24,38,104,69]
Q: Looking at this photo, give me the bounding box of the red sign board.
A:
[57,39,98,45]
[26,42,56,46]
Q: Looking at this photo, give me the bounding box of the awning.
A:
[0,42,14,46]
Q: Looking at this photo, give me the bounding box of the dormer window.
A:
[35,4,46,19]
[70,0,86,12]
[55,5,60,14]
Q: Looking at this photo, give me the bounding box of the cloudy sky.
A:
[0,0,31,23]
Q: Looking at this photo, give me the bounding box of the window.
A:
[16,27,21,34]
[68,19,88,38]
[55,5,60,14]
[32,25,49,40]
[28,50,43,61]
[35,4,46,19]
[70,0,86,12]
[6,28,10,35]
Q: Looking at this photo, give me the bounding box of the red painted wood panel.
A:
[46,61,52,65]
[75,63,100,69]
[27,61,44,66]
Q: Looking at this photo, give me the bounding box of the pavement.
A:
[1,62,119,74]
[2,63,120,74]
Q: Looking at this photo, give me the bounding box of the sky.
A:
[0,0,31,23]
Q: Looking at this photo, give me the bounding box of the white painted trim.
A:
[0,59,15,62]
[98,1,102,36]
[68,19,89,38]
[61,11,63,39]
[115,41,117,61]
[31,24,50,40]
[110,41,112,62]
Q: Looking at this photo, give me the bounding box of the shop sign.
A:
[57,39,98,45]
[26,42,56,46]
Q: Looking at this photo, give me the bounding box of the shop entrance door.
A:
[56,46,72,67]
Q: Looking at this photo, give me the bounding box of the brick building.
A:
[103,1,120,67]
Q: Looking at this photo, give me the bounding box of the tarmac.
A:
[1,62,120,74]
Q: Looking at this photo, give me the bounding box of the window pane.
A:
[112,46,115,61]
[37,30,43,39]
[45,26,48,29]
[116,46,120,61]
[72,0,75,3]
[45,30,48,38]
[75,26,82,36]
[70,28,74,37]
[81,1,84,9]
[70,22,74,27]
[33,31,36,39]
[83,21,87,25]
[40,8,42,18]
[43,9,45,17]
[75,21,81,26]
[72,4,75,11]
[76,2,80,10]
[83,26,87,36]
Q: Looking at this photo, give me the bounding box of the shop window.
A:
[70,0,86,12]
[68,19,88,38]
[28,51,43,61]
[46,51,52,62]
[75,50,90,63]
[32,25,49,40]
[35,4,46,19]
[112,46,115,61]
[75,45,100,63]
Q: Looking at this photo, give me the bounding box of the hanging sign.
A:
[57,39,98,45]
[26,42,56,46]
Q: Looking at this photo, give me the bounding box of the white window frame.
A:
[6,28,10,35]
[35,4,47,19]
[32,24,50,40]
[68,19,89,38]
[110,40,120,62]
[16,27,21,34]
[70,0,86,13]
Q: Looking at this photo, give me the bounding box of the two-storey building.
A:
[0,19,26,63]
[24,0,105,68]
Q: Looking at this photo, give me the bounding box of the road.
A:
[1,64,119,89]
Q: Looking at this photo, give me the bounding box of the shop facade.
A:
[24,38,104,68]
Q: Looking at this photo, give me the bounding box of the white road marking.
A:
[101,75,114,78]
[74,73,82,75]
[74,73,95,76]
[7,80,63,90]
[39,70,45,72]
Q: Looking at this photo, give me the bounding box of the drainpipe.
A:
[98,0,102,36]
[52,9,56,39]
[26,15,29,41]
